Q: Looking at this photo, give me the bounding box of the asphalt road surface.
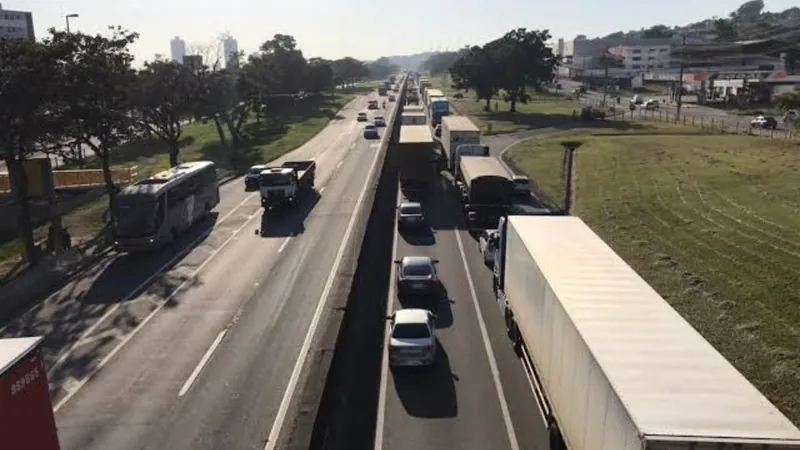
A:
[374,174,549,450]
[0,92,398,450]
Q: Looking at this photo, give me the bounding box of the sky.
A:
[19,0,799,66]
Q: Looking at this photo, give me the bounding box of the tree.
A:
[450,45,499,111]
[421,51,462,75]
[259,33,308,94]
[604,31,625,39]
[52,26,139,222]
[0,37,70,264]
[306,58,334,94]
[332,57,368,86]
[367,57,399,80]
[134,60,199,167]
[713,18,740,41]
[642,25,674,39]
[485,28,559,112]
[732,0,765,21]
[775,89,800,111]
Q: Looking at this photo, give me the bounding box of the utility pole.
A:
[675,34,687,121]
[561,141,583,215]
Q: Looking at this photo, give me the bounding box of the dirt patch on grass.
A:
[507,122,800,425]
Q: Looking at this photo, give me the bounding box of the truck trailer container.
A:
[441,115,481,171]
[403,105,424,114]
[401,112,427,126]
[396,125,437,194]
[423,88,443,107]
[457,156,512,228]
[0,337,61,450]
[493,215,800,450]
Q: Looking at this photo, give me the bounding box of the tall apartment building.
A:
[0,3,34,40]
[170,36,187,63]
[223,35,239,68]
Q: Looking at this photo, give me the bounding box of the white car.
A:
[387,308,437,368]
[374,116,386,127]
[479,229,499,266]
[512,175,531,196]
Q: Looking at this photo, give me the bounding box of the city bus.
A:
[113,161,220,252]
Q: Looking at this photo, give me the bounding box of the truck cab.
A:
[259,161,316,209]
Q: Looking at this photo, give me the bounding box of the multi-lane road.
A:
[0,91,398,450]
[373,133,554,450]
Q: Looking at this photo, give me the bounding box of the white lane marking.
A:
[370,143,380,149]
[336,160,343,170]
[497,137,537,177]
[46,191,259,378]
[263,116,392,450]
[350,142,357,150]
[53,200,266,412]
[178,330,228,397]
[374,181,402,450]
[454,231,520,450]
[277,238,290,254]
[319,186,326,194]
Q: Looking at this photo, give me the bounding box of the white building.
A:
[608,43,673,70]
[223,36,239,68]
[0,3,34,40]
[170,37,187,63]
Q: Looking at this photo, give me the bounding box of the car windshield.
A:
[392,322,431,340]
[375,117,384,121]
[249,167,264,175]
[400,204,422,215]
[403,262,432,276]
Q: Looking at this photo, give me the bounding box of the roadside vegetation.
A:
[1,27,398,282]
[505,122,800,424]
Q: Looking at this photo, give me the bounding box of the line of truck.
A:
[398,72,800,449]
[491,215,800,449]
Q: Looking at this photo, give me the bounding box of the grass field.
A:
[0,83,376,281]
[505,122,800,425]
[429,76,581,135]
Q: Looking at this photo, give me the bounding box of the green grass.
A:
[429,76,582,135]
[1,84,375,281]
[506,122,800,425]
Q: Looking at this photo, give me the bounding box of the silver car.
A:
[387,308,437,367]
[397,202,425,229]
[395,256,440,298]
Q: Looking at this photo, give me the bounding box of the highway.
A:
[0,91,398,450]
[373,170,549,450]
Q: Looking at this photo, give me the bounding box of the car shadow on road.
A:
[392,340,458,418]
[400,226,436,246]
[258,190,321,238]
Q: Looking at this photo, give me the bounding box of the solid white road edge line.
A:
[262,113,392,450]
[47,190,260,378]
[178,329,228,397]
[277,238,291,254]
[373,181,402,450]
[53,208,264,412]
[455,231,520,450]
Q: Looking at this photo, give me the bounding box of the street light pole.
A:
[65,13,79,33]
[675,34,687,121]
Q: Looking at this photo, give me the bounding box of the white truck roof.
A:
[442,115,479,132]
[509,215,800,443]
[0,337,43,374]
[460,156,509,181]
[399,125,434,144]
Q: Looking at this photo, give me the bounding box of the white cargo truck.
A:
[401,112,427,126]
[441,115,481,172]
[493,215,800,450]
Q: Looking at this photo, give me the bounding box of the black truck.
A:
[396,125,437,196]
[259,160,316,209]
[456,156,514,229]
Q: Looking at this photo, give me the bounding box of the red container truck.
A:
[0,336,61,450]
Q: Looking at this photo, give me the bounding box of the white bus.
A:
[113,161,220,252]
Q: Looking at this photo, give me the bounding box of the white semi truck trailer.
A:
[493,215,800,450]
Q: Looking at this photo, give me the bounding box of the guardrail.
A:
[580,98,800,143]
[0,166,140,193]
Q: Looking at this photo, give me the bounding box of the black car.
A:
[395,256,440,298]
[397,202,425,229]
[244,164,268,191]
[751,116,778,129]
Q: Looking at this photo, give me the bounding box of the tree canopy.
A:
[0,27,373,264]
[447,28,559,112]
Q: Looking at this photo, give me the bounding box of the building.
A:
[182,54,203,72]
[223,36,239,68]
[608,41,673,71]
[170,37,187,63]
[0,3,34,40]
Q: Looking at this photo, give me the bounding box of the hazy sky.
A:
[21,0,798,65]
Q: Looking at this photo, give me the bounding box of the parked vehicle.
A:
[493,215,800,450]
[752,115,778,129]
